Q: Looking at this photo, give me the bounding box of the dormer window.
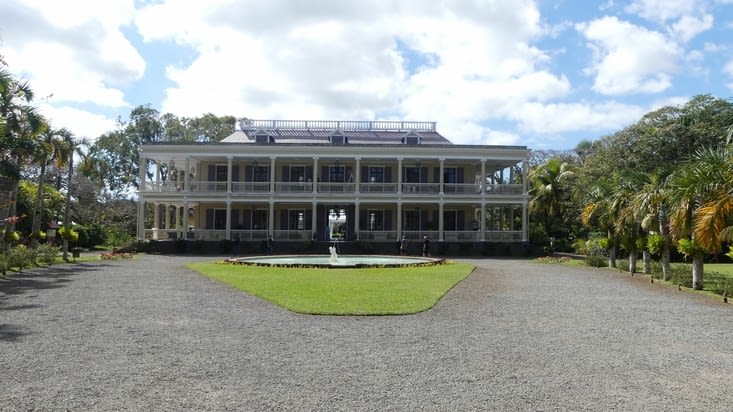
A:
[253,128,273,143]
[330,134,346,144]
[255,134,270,143]
[402,131,421,145]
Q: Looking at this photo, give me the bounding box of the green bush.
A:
[585,237,608,257]
[36,244,60,264]
[572,238,588,255]
[8,244,35,269]
[584,254,607,267]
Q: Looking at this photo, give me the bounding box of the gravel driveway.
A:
[1,254,731,411]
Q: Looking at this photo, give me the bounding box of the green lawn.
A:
[187,261,476,315]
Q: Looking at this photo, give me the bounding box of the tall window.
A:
[329,165,345,182]
[444,167,457,184]
[252,210,268,230]
[368,210,384,230]
[444,210,457,231]
[405,166,420,183]
[288,209,306,230]
[368,166,384,183]
[290,166,305,182]
[403,210,420,231]
[214,209,227,230]
[254,166,269,182]
[215,165,227,191]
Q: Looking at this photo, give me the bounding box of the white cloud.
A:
[37,103,117,140]
[134,0,556,145]
[576,16,681,95]
[505,101,646,135]
[0,0,144,107]
[625,0,702,22]
[669,14,714,42]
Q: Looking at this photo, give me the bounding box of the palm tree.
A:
[0,69,46,270]
[611,173,645,274]
[581,177,619,268]
[529,157,576,249]
[632,172,673,280]
[60,134,89,261]
[30,126,71,247]
[667,146,733,289]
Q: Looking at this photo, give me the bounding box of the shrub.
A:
[36,244,60,264]
[572,238,588,255]
[58,226,79,242]
[585,237,608,257]
[8,244,35,269]
[584,254,606,267]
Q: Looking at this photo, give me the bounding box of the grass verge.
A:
[187,260,476,315]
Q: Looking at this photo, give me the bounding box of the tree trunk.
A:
[661,245,671,281]
[62,153,73,261]
[642,250,651,274]
[692,257,704,290]
[31,161,47,249]
[629,249,637,274]
[607,245,616,268]
[659,207,671,281]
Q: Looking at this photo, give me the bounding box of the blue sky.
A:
[1,0,732,150]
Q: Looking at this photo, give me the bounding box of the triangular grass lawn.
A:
[187,261,475,315]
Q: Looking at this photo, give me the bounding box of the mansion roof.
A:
[221,119,452,145]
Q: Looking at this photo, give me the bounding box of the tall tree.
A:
[0,69,46,270]
[30,126,71,247]
[528,157,576,247]
[667,146,733,289]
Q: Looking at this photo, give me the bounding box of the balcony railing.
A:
[145,229,523,242]
[142,181,523,196]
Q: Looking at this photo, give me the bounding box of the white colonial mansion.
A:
[137,119,529,246]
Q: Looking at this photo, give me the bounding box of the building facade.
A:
[137,120,529,247]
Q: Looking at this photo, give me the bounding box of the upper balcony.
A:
[142,181,523,196]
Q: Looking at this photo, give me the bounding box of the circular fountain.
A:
[226,247,443,268]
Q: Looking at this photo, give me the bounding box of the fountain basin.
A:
[226,255,444,268]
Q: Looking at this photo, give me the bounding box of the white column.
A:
[438,202,444,241]
[396,202,402,239]
[354,201,360,240]
[355,157,361,194]
[185,157,191,192]
[397,157,403,194]
[137,156,146,240]
[522,201,528,242]
[225,200,231,240]
[312,157,319,194]
[155,161,160,190]
[439,158,445,195]
[153,202,160,229]
[480,202,486,242]
[164,203,171,229]
[184,200,189,233]
[522,158,529,194]
[268,200,275,238]
[270,156,276,194]
[481,159,486,194]
[227,156,233,193]
[312,201,318,240]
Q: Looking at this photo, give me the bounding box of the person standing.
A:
[422,236,431,257]
[266,236,273,255]
[232,234,241,256]
[400,235,408,256]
